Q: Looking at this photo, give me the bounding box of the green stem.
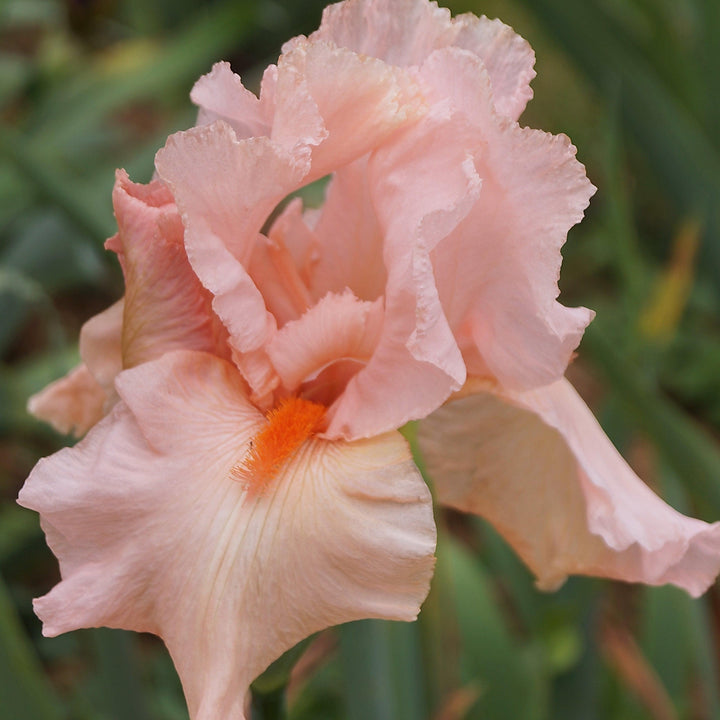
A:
[250,685,287,720]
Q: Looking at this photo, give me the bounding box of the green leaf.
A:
[0,573,64,720]
[88,629,152,720]
[252,635,316,695]
[517,0,720,277]
[583,324,720,517]
[0,506,42,564]
[437,536,547,720]
[339,619,428,720]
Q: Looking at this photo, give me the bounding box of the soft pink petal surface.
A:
[107,170,227,368]
[191,61,269,138]
[78,299,124,391]
[303,159,387,302]
[267,290,384,403]
[28,299,124,436]
[418,48,595,388]
[155,123,296,395]
[274,39,424,181]
[19,351,436,720]
[417,378,720,596]
[324,108,481,439]
[191,40,424,183]
[313,0,535,119]
[27,364,107,437]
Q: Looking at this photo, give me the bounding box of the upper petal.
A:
[420,48,595,390]
[273,38,425,181]
[417,378,720,597]
[155,122,300,394]
[313,0,535,119]
[107,170,228,368]
[19,350,436,720]
[304,158,387,302]
[191,61,270,138]
[324,106,483,439]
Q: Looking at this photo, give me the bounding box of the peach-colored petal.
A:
[19,350,436,720]
[191,61,270,138]
[191,41,424,186]
[273,39,424,181]
[155,122,301,394]
[28,364,106,437]
[419,48,595,389]
[267,290,384,401]
[248,214,314,328]
[264,198,318,289]
[314,0,535,119]
[78,299,124,393]
[445,12,535,121]
[417,378,720,597]
[305,158,387,302]
[324,108,480,439]
[107,170,227,368]
[29,299,125,436]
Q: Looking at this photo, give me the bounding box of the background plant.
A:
[1,0,719,718]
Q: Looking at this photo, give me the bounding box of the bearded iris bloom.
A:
[19,0,720,718]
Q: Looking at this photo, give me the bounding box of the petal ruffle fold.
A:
[20,350,436,720]
[108,170,228,367]
[313,0,535,120]
[419,48,595,390]
[28,300,124,436]
[417,378,720,597]
[27,364,107,437]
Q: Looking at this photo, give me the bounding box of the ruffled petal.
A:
[419,47,595,389]
[107,170,228,368]
[78,299,124,393]
[248,211,314,328]
[28,299,124,436]
[190,41,424,186]
[155,122,301,394]
[325,107,480,439]
[273,38,425,181]
[267,290,384,402]
[417,378,720,597]
[20,350,436,720]
[307,158,387,302]
[447,12,535,121]
[314,0,535,119]
[27,364,106,437]
[191,61,270,138]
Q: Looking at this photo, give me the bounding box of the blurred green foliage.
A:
[1,0,719,718]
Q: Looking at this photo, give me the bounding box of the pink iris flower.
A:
[19,0,720,718]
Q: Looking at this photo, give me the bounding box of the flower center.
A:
[231,397,326,494]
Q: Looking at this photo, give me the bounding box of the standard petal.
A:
[307,158,387,302]
[191,61,270,138]
[248,210,314,328]
[419,48,595,390]
[273,38,425,181]
[155,122,302,394]
[417,378,720,597]
[314,0,535,118]
[324,108,480,439]
[20,350,436,720]
[107,170,228,367]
